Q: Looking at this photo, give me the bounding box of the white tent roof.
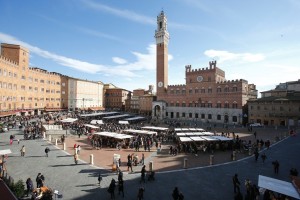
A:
[176,133,186,136]
[201,136,219,141]
[80,112,119,117]
[179,137,193,142]
[122,129,157,135]
[190,136,206,141]
[212,136,232,141]
[119,121,129,124]
[0,149,12,155]
[124,116,145,121]
[93,132,133,139]
[60,118,78,123]
[103,114,130,119]
[84,124,100,129]
[141,126,169,131]
[258,175,300,199]
[90,120,103,125]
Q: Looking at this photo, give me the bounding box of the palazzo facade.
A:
[152,11,258,124]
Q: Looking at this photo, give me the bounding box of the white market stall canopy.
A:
[141,126,169,131]
[176,132,215,137]
[90,120,103,125]
[212,136,232,141]
[123,116,145,121]
[119,121,129,124]
[43,125,63,131]
[103,114,131,120]
[60,118,78,123]
[0,149,12,155]
[84,124,100,129]
[175,128,205,132]
[258,175,300,199]
[179,137,193,142]
[93,132,133,139]
[80,112,119,117]
[122,129,157,135]
[190,136,206,141]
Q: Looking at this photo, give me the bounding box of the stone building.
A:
[0,43,64,116]
[152,11,257,124]
[248,80,300,127]
[67,78,104,111]
[104,84,131,111]
[130,85,156,116]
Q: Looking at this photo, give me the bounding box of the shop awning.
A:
[258,175,300,199]
[60,118,78,123]
[90,120,103,125]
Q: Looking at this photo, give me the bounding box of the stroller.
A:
[147,171,155,181]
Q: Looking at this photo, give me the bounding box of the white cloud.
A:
[81,0,155,25]
[204,49,265,63]
[0,32,173,78]
[112,57,127,64]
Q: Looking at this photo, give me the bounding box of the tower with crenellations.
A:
[152,12,258,124]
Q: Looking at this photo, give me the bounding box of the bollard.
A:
[248,147,252,156]
[90,154,94,165]
[63,142,66,150]
[183,158,188,169]
[210,155,214,165]
[149,161,153,171]
[48,135,52,142]
[55,139,58,146]
[232,151,236,161]
[43,132,46,139]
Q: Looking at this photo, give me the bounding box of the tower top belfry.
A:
[155,11,169,45]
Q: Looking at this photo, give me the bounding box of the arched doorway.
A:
[224,114,229,123]
[154,105,161,118]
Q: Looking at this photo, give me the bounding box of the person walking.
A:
[45,147,50,157]
[74,153,78,165]
[232,173,241,193]
[118,179,124,198]
[77,145,81,155]
[141,153,145,165]
[20,145,25,157]
[172,187,180,200]
[261,153,267,163]
[273,160,280,174]
[26,178,33,197]
[98,173,102,186]
[140,165,146,183]
[36,173,43,188]
[254,150,259,162]
[108,179,116,200]
[137,186,145,200]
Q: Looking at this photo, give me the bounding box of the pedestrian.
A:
[108,179,116,200]
[127,158,133,172]
[74,153,78,165]
[172,187,180,200]
[77,145,81,155]
[118,179,124,198]
[232,173,240,193]
[178,192,184,200]
[261,153,267,163]
[272,160,280,174]
[36,173,43,188]
[17,139,20,145]
[137,186,145,200]
[20,145,25,157]
[118,171,123,182]
[98,173,102,186]
[254,151,259,162]
[140,165,146,183]
[45,147,50,157]
[141,153,145,165]
[9,135,14,145]
[254,131,257,139]
[26,178,33,197]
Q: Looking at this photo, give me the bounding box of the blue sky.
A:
[1,0,300,94]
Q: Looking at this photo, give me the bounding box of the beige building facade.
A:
[0,44,64,116]
[153,11,257,124]
[68,78,104,111]
[248,80,300,127]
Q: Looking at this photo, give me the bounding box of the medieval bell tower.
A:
[155,11,169,98]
